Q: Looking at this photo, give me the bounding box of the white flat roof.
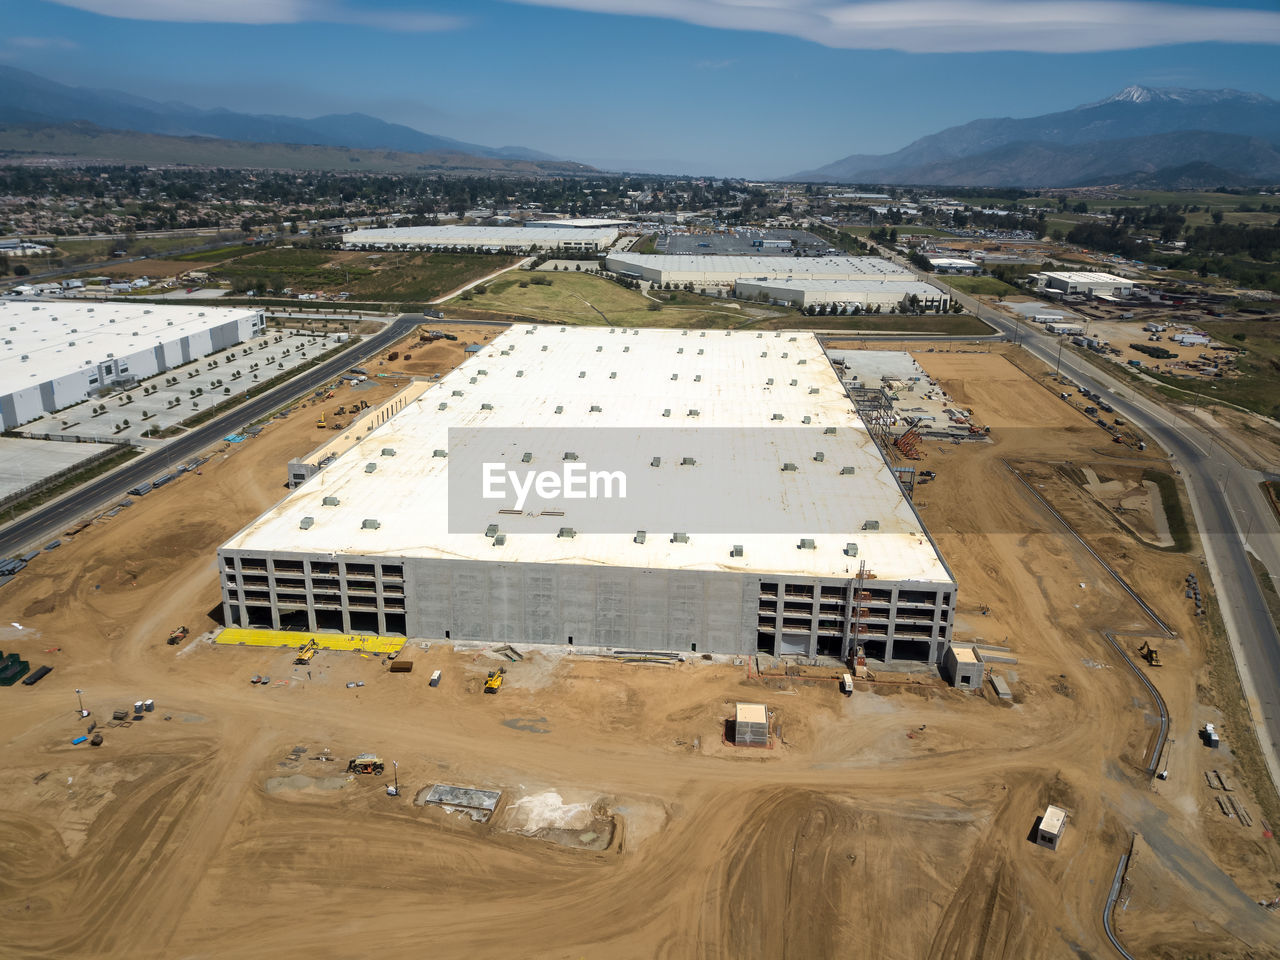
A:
[1041,271,1138,285]
[738,278,944,296]
[526,218,634,228]
[345,226,617,246]
[736,702,768,724]
[0,301,259,388]
[927,257,979,268]
[223,326,951,584]
[608,254,914,279]
[1041,805,1067,834]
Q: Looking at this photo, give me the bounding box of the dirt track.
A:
[0,337,1277,959]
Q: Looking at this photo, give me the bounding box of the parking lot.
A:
[28,329,343,444]
[658,227,832,256]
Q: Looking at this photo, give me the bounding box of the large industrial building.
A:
[0,301,264,430]
[603,253,914,287]
[219,325,957,663]
[1029,271,1141,298]
[344,225,618,252]
[734,278,951,312]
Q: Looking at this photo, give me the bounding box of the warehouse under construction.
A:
[218,325,956,663]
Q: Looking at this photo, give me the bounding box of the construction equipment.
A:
[316,412,326,429]
[1138,641,1162,667]
[484,668,505,694]
[167,625,189,646]
[347,754,385,775]
[294,638,319,664]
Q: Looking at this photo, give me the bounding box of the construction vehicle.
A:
[484,667,505,694]
[347,754,385,775]
[167,625,189,646]
[1138,641,1162,667]
[316,412,326,429]
[295,638,319,665]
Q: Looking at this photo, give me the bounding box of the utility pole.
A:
[1055,338,1065,379]
[75,688,88,718]
[387,760,399,797]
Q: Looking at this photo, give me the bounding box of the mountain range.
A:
[791,86,1280,187]
[0,65,567,168]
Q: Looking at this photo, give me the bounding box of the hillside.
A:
[0,122,595,176]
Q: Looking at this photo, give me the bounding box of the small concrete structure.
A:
[943,644,983,690]
[1036,804,1067,850]
[418,783,502,822]
[733,702,770,747]
[989,672,1013,700]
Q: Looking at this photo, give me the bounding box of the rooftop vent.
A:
[634,530,646,544]
[557,527,576,539]
[797,359,807,365]
[452,389,463,396]
[364,463,377,473]
[781,462,798,472]
[687,409,699,418]
[624,345,630,352]
[809,387,819,395]
[477,369,488,376]
[516,370,524,377]
[596,345,603,352]
[662,408,671,418]
[790,379,798,387]
[681,457,696,466]
[845,543,859,557]
[771,413,784,421]
[862,520,880,531]
[813,452,825,462]
[362,519,381,530]
[840,466,856,475]
[579,371,586,378]
[672,532,689,544]
[493,533,507,546]
[650,457,661,467]
[760,352,768,358]
[485,523,499,538]
[671,373,679,381]
[433,449,448,458]
[555,405,564,414]
[731,544,744,558]
[824,427,837,435]
[798,538,816,550]
[766,378,774,386]
[322,496,341,506]
[480,402,494,410]
[381,448,396,457]
[521,452,532,463]
[563,451,579,461]
[589,404,602,413]
[469,377,478,384]
[694,375,702,382]
[802,416,812,424]
[789,336,797,342]
[781,352,788,359]
[677,347,684,354]
[609,371,617,379]
[299,516,314,530]
[697,348,704,355]
[541,345,548,352]
[438,402,448,410]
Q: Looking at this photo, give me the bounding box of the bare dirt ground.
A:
[0,337,1277,959]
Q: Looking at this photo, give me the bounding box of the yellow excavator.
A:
[294,638,319,665]
[484,667,505,694]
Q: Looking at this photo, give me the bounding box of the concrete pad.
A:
[0,437,121,500]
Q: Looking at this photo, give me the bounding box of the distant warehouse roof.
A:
[604,254,913,284]
[734,277,949,308]
[344,225,618,250]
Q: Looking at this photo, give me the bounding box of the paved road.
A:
[0,314,424,558]
[944,283,1280,790]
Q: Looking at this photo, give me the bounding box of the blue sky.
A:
[7,0,1280,177]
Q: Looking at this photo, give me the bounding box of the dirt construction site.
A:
[0,323,1278,959]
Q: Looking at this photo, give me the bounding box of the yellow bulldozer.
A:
[484,668,505,694]
[1138,641,1162,667]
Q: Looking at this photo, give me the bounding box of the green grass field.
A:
[215,248,516,301]
[175,244,260,262]
[934,275,1021,297]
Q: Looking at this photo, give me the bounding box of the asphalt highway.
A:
[0,314,423,559]
[947,285,1280,789]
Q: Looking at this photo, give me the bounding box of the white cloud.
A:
[503,0,1280,53]
[43,0,462,32]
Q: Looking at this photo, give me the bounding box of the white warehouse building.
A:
[604,254,914,287]
[1030,271,1140,298]
[219,325,957,664]
[0,301,264,430]
[344,225,618,252]
[734,278,951,312]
